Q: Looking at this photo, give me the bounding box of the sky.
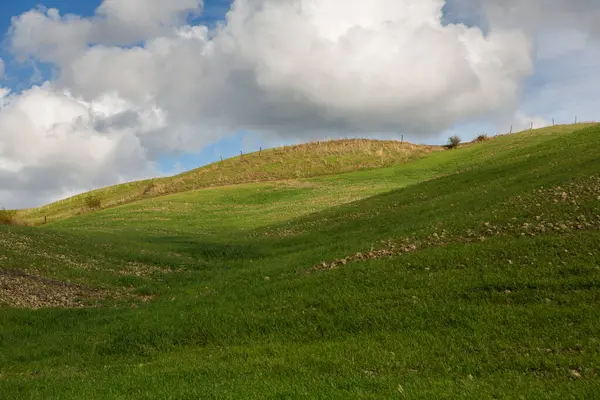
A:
[0,0,599,209]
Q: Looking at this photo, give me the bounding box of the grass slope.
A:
[1,123,600,398]
[15,139,439,225]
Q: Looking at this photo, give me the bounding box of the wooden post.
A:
[259,147,262,156]
[530,122,533,130]
[552,118,555,126]
[44,216,47,224]
[509,125,513,134]
[401,135,404,144]
[220,156,223,163]
[575,116,578,124]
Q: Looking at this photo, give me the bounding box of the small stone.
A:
[264,276,271,281]
[570,370,582,379]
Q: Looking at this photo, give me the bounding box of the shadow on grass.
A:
[144,235,267,261]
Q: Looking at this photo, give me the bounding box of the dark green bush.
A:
[475,134,489,142]
[448,135,461,149]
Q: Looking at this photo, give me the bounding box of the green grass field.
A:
[14,139,440,226]
[2,124,600,398]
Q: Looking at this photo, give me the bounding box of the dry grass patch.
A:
[0,210,23,226]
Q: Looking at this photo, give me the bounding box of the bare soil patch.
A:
[0,269,108,309]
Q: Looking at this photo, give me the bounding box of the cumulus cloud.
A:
[0,0,597,208]
[221,0,532,133]
[9,0,203,64]
[9,0,535,133]
[0,85,160,208]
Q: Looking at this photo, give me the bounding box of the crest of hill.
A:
[16,139,440,224]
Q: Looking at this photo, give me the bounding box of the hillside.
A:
[15,139,440,225]
[2,123,600,398]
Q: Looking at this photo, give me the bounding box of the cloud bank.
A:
[0,0,598,208]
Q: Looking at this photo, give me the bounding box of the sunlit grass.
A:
[1,123,600,398]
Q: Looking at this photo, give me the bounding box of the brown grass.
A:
[0,210,22,226]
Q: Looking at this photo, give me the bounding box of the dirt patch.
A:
[0,269,108,309]
[311,238,424,272]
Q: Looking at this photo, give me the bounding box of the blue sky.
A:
[0,0,598,208]
[0,1,96,88]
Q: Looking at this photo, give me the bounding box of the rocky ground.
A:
[0,269,107,309]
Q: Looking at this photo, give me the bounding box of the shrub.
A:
[84,195,102,210]
[0,209,18,225]
[475,134,489,142]
[448,135,461,149]
[143,182,156,195]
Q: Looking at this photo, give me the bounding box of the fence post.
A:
[44,216,47,224]
[575,116,578,124]
[509,125,513,134]
[552,118,555,126]
[530,122,533,130]
[401,135,404,144]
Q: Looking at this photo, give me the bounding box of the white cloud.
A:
[219,0,532,133]
[511,112,550,132]
[0,58,4,78]
[10,0,535,134]
[1,0,598,208]
[0,85,161,208]
[9,1,203,64]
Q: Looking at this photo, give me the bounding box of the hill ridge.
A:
[12,123,598,225]
[16,138,440,224]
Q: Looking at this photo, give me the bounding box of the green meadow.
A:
[1,123,600,398]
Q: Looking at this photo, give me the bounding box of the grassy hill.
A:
[1,123,600,398]
[15,139,440,225]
